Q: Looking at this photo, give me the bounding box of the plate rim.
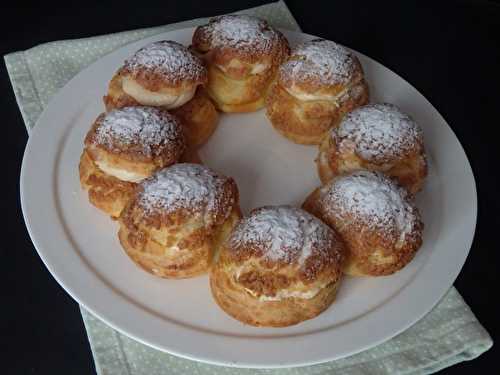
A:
[20,27,477,368]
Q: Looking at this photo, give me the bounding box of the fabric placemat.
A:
[5,1,492,374]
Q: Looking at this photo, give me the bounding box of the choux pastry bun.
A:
[192,15,290,113]
[303,171,423,277]
[317,103,427,194]
[79,106,185,218]
[266,39,369,144]
[118,163,241,278]
[104,40,218,148]
[210,205,345,326]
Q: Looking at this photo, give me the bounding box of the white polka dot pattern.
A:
[5,0,299,133]
[79,288,492,374]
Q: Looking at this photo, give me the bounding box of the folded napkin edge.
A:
[4,53,40,133]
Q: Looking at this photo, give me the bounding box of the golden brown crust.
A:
[203,64,276,112]
[192,15,290,113]
[266,79,369,144]
[192,15,290,78]
[104,78,219,148]
[302,172,423,277]
[117,164,241,278]
[79,149,136,218]
[317,134,427,194]
[315,104,428,194]
[301,187,323,218]
[278,39,365,95]
[118,40,206,91]
[221,206,344,281]
[118,206,241,278]
[210,263,340,327]
[179,147,203,164]
[103,73,140,111]
[129,164,239,228]
[316,137,337,184]
[171,88,219,147]
[84,108,185,165]
[80,108,185,218]
[215,247,344,297]
[265,38,369,144]
[208,206,345,326]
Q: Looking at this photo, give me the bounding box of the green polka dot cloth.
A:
[5,1,492,374]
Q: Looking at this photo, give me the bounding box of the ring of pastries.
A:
[317,103,427,194]
[303,171,423,277]
[77,19,430,327]
[118,163,241,279]
[210,205,345,327]
[266,39,369,145]
[103,40,218,148]
[79,106,185,218]
[192,15,290,113]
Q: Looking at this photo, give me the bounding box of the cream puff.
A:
[79,106,185,218]
[210,205,345,327]
[303,171,423,277]
[103,40,218,148]
[317,103,427,194]
[192,15,290,113]
[118,163,241,279]
[266,39,369,144]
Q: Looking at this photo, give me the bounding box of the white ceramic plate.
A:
[20,28,477,368]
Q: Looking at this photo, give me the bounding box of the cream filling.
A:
[233,265,245,279]
[285,84,348,102]
[250,63,269,75]
[243,284,327,302]
[216,62,269,75]
[234,266,328,301]
[122,77,196,109]
[95,160,147,182]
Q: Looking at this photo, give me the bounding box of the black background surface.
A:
[1,1,498,374]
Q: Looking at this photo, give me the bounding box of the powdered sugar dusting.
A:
[229,206,338,265]
[335,103,423,163]
[281,39,357,86]
[201,15,278,53]
[93,106,183,157]
[321,171,418,242]
[138,163,230,217]
[124,41,205,83]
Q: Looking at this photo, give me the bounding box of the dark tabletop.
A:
[1,1,498,374]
